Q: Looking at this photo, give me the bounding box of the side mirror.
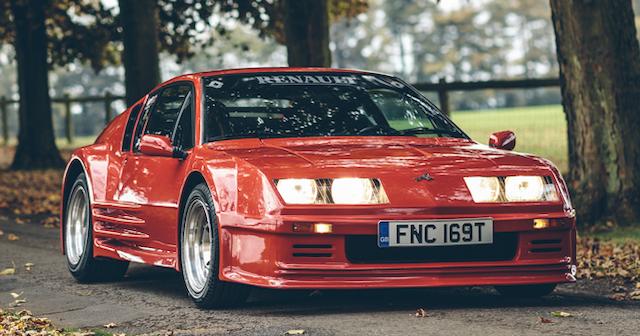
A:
[489,130,516,151]
[139,134,187,158]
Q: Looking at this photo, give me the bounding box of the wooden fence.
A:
[0,77,561,145]
[0,92,125,145]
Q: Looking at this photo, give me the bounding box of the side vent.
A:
[529,239,562,253]
[292,244,333,258]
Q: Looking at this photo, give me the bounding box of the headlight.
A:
[464,175,559,203]
[275,178,388,204]
[505,176,558,202]
[331,178,376,204]
[276,179,318,204]
[464,177,501,202]
[504,176,544,202]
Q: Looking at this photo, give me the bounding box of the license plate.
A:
[378,218,493,248]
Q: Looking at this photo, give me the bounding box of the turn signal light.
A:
[292,223,333,234]
[313,223,333,234]
[533,218,550,229]
[533,218,563,229]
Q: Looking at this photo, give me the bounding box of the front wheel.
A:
[64,173,129,282]
[180,184,249,308]
[495,284,557,298]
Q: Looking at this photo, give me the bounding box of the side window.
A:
[144,85,191,139]
[121,103,142,152]
[132,94,158,152]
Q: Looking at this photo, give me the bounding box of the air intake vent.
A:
[529,238,563,254]
[292,244,333,258]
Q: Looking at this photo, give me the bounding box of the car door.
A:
[116,82,195,254]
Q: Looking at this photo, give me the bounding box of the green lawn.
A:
[452,105,568,173]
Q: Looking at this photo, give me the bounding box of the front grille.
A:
[345,233,518,264]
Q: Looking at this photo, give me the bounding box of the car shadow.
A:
[117,264,638,315]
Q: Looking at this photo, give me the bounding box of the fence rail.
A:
[0,92,125,145]
[0,77,561,145]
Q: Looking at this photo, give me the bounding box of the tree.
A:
[282,0,332,67]
[118,0,161,106]
[0,0,116,170]
[550,0,640,225]
[9,0,64,169]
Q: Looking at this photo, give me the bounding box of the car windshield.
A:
[203,72,468,142]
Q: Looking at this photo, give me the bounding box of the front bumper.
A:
[219,212,577,289]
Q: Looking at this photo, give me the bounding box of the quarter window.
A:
[122,103,142,152]
[132,93,158,152]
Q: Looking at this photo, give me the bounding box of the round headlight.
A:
[331,178,375,204]
[276,179,318,204]
[464,177,500,202]
[505,176,544,202]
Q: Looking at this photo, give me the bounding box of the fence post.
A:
[104,90,112,124]
[1,96,8,145]
[64,93,73,144]
[437,77,450,116]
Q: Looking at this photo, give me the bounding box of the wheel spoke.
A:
[65,185,88,266]
[183,198,214,294]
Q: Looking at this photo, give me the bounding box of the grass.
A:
[451,104,568,173]
[586,226,640,243]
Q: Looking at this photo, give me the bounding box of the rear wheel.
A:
[180,183,249,308]
[64,173,129,282]
[495,284,557,298]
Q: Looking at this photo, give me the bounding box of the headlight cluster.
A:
[275,178,389,205]
[464,176,559,203]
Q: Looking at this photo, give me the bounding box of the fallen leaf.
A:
[104,322,117,328]
[285,330,305,335]
[11,299,27,307]
[539,317,553,324]
[551,311,572,318]
[612,285,626,293]
[24,262,34,271]
[609,293,626,301]
[630,290,640,300]
[0,267,15,275]
[415,308,428,317]
[7,233,19,241]
[10,292,22,299]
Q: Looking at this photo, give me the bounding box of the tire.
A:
[64,173,129,282]
[495,283,557,298]
[180,183,249,308]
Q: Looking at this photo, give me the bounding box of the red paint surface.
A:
[60,68,577,289]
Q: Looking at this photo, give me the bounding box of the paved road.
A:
[1,217,639,336]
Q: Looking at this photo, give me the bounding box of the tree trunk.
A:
[550,0,640,225]
[283,0,332,67]
[118,0,161,106]
[10,0,64,170]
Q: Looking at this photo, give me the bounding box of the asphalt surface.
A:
[1,217,639,336]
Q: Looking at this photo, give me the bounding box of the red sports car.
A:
[61,68,577,308]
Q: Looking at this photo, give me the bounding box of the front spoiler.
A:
[223,260,576,289]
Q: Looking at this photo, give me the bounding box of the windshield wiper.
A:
[399,127,465,138]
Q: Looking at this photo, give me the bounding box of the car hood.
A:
[207,136,553,174]
[205,136,560,208]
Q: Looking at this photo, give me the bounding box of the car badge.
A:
[416,172,434,182]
